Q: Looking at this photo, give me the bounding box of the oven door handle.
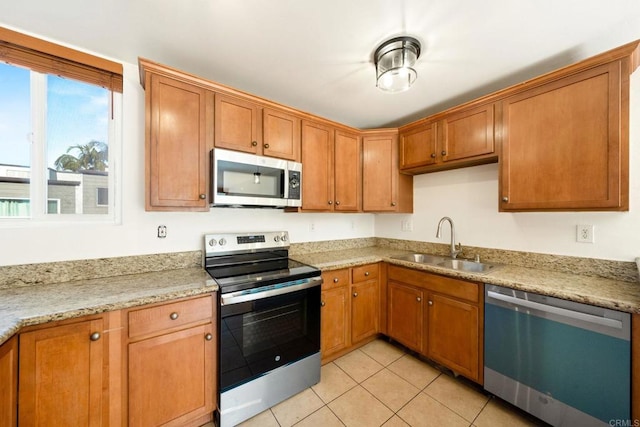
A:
[221,277,323,305]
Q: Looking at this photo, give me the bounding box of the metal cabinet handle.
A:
[428,300,433,306]
[416,297,421,302]
[391,202,397,207]
[90,332,101,341]
[321,301,326,307]
[251,141,258,147]
[264,143,270,149]
[205,333,213,341]
[364,271,370,276]
[199,194,206,199]
[353,292,358,297]
[328,200,333,205]
[430,153,436,158]
[502,196,509,202]
[333,278,339,283]
[441,150,446,156]
[170,312,179,320]
[335,201,340,206]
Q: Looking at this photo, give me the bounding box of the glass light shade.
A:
[375,36,421,93]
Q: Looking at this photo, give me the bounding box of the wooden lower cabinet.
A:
[427,293,480,380]
[387,265,483,384]
[321,282,350,356]
[387,282,424,353]
[0,336,17,427]
[126,295,216,427]
[18,317,108,426]
[321,264,380,361]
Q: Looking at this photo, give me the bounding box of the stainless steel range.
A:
[204,231,322,427]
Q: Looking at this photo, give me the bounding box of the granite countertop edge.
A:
[0,267,218,346]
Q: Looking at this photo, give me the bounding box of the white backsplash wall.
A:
[376,70,640,262]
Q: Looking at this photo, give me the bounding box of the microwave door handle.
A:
[284,169,289,199]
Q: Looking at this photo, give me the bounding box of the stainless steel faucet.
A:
[436,216,462,258]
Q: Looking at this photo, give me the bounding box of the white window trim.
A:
[0,70,122,227]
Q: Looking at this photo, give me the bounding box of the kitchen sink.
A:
[393,253,447,264]
[390,253,499,274]
[437,259,497,273]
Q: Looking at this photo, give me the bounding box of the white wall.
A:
[0,62,375,267]
[376,71,640,262]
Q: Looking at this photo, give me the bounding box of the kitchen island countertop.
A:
[0,267,217,346]
[292,246,640,315]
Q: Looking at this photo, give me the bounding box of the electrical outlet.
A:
[401,219,413,232]
[309,222,315,232]
[576,224,594,243]
[157,225,167,238]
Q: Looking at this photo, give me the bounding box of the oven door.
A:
[219,279,321,392]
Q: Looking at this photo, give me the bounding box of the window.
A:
[0,26,122,222]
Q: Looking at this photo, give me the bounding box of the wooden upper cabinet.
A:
[214,94,260,154]
[399,122,437,170]
[263,108,301,161]
[333,130,361,211]
[301,120,334,211]
[214,96,301,161]
[399,103,497,174]
[19,318,107,426]
[499,61,627,211]
[0,336,17,427]
[362,131,413,212]
[145,72,213,211]
[440,102,496,164]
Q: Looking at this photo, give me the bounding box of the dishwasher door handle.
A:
[486,291,623,330]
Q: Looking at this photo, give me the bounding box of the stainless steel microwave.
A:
[211,148,302,208]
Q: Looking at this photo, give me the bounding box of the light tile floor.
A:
[235,339,548,427]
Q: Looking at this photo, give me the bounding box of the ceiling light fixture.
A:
[374,36,421,93]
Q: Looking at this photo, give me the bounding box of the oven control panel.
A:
[204,231,289,255]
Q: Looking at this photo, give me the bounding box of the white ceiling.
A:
[3,1,640,129]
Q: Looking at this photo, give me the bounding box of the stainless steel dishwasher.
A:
[484,285,631,427]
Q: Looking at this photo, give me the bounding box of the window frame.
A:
[0,26,123,225]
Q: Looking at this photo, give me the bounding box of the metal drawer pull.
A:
[251,141,258,146]
[264,143,270,149]
[353,292,358,297]
[199,194,206,199]
[364,271,370,276]
[333,278,339,283]
[90,332,101,341]
[417,297,421,302]
[321,301,326,307]
[205,333,213,341]
[170,312,179,320]
[428,300,433,306]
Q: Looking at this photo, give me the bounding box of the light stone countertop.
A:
[0,267,217,346]
[291,247,640,315]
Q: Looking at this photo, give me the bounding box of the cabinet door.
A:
[387,282,423,352]
[147,74,213,211]
[128,324,214,427]
[363,134,399,211]
[440,103,495,163]
[263,108,301,161]
[334,130,361,211]
[301,120,334,210]
[321,286,350,358]
[214,94,260,153]
[19,319,105,426]
[351,280,379,344]
[399,122,437,170]
[0,336,17,427]
[427,293,479,381]
[499,62,626,211]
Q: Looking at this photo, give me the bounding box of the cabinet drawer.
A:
[352,264,379,283]
[322,269,350,290]
[387,265,479,303]
[128,296,213,339]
